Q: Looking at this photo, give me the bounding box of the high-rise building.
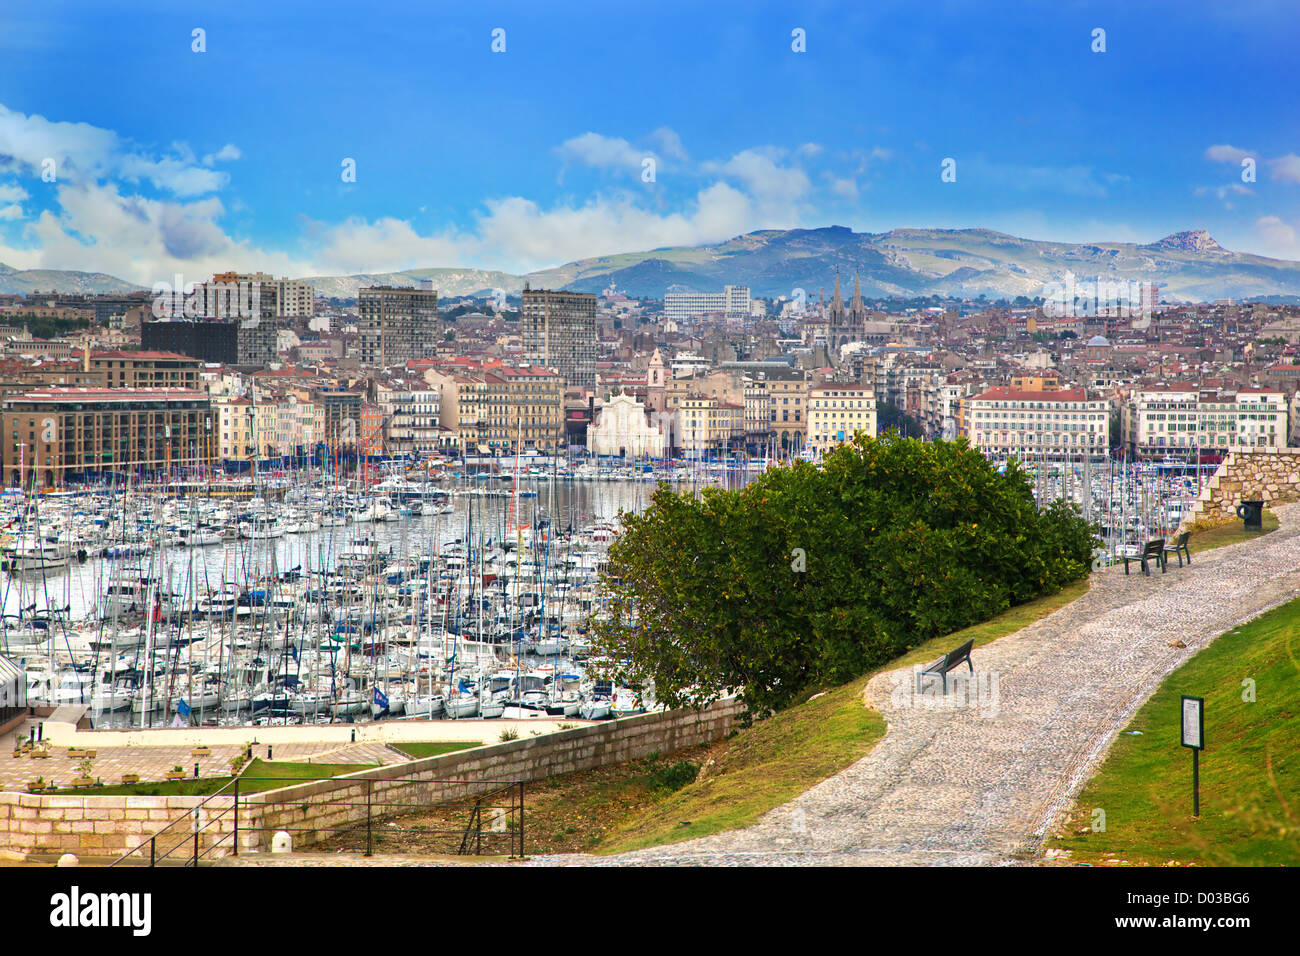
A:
[520,286,597,389]
[358,287,440,368]
[664,285,751,323]
[204,272,314,318]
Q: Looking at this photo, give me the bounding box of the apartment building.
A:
[664,285,751,323]
[963,387,1109,460]
[205,272,314,318]
[677,396,744,455]
[1122,386,1287,457]
[807,383,878,454]
[424,362,564,455]
[3,388,215,488]
[86,350,204,390]
[375,382,442,455]
[358,287,440,368]
[520,286,597,389]
[215,396,255,462]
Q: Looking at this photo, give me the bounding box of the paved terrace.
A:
[3,716,576,793]
[542,503,1300,866]
[3,730,403,791]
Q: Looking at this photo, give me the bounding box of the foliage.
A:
[499,728,519,742]
[876,402,925,438]
[593,433,1097,718]
[644,756,700,794]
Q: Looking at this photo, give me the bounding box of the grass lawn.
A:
[597,577,1091,854]
[1188,510,1277,554]
[388,741,482,760]
[1050,595,1300,866]
[53,759,378,797]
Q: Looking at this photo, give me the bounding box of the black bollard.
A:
[194,763,199,778]
[268,745,273,760]
[351,728,356,743]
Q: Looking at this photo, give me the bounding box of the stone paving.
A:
[2,731,405,792]
[526,503,1300,867]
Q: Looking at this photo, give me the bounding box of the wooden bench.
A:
[1163,531,1192,568]
[1123,539,1166,576]
[916,638,975,694]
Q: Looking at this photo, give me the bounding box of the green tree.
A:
[593,434,1097,718]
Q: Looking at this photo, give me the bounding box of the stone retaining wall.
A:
[0,699,741,861]
[1183,449,1300,526]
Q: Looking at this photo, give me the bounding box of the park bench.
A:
[916,638,975,694]
[1163,531,1192,568]
[1123,539,1165,576]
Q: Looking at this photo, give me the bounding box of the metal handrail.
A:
[108,773,527,866]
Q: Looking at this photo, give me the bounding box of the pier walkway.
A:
[541,503,1300,866]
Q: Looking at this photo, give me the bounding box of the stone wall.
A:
[248,698,740,852]
[0,699,741,862]
[1183,449,1300,526]
[0,792,249,862]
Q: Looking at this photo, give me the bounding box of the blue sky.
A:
[0,0,1297,285]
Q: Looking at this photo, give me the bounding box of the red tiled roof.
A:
[972,387,1089,402]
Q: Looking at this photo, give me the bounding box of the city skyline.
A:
[0,0,1297,288]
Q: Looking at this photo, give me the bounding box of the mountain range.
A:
[5,226,1300,303]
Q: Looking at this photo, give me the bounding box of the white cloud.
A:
[702,148,812,224]
[1268,153,1300,184]
[556,132,645,171]
[826,174,860,202]
[310,216,467,275]
[648,127,687,161]
[472,183,760,272]
[1205,144,1254,164]
[0,104,227,197]
[1,181,312,284]
[1255,215,1300,258]
[203,144,242,166]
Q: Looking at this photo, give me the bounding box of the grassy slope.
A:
[1188,510,1278,555]
[1050,596,1300,866]
[388,742,481,760]
[598,577,1091,854]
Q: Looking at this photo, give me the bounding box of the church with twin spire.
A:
[827,271,869,350]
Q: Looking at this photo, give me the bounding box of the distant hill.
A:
[520,226,1300,302]
[0,264,144,296]
[303,268,524,299]
[9,226,1300,303]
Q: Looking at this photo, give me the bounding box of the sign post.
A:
[1180,695,1205,816]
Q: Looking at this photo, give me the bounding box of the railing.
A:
[108,779,240,868]
[108,774,526,866]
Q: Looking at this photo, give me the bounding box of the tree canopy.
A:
[593,433,1097,719]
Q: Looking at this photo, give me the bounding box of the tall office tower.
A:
[204,272,316,318]
[358,286,440,368]
[520,285,598,388]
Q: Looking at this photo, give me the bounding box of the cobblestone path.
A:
[535,505,1300,866]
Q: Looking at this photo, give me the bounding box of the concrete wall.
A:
[1,699,741,861]
[1183,449,1300,526]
